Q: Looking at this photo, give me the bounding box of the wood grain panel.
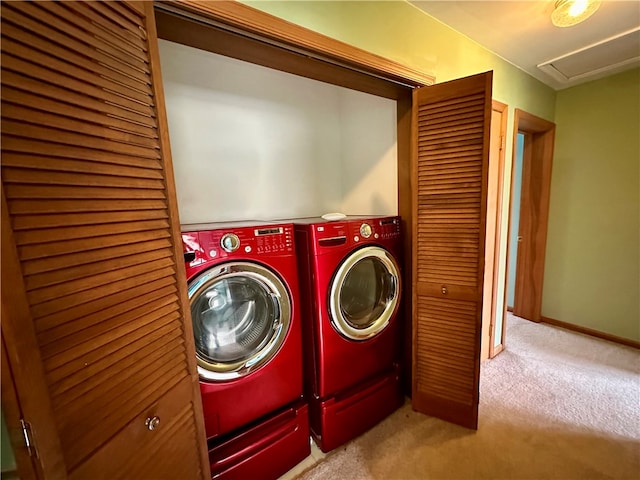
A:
[22,239,172,276]
[6,2,150,71]
[47,318,181,398]
[412,72,492,430]
[52,331,184,413]
[38,286,178,350]
[2,37,152,106]
[18,230,171,261]
[1,55,153,117]
[60,2,148,55]
[66,376,198,480]
[10,199,168,216]
[1,105,157,149]
[87,1,146,38]
[124,404,197,478]
[59,353,187,443]
[1,75,151,121]
[27,257,175,304]
[15,220,170,247]
[44,1,147,56]
[1,71,155,129]
[1,6,150,86]
[2,123,159,159]
[3,168,165,191]
[24,248,173,290]
[30,266,176,320]
[2,137,162,171]
[1,2,206,476]
[66,369,187,471]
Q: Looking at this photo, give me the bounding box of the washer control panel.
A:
[182,223,295,265]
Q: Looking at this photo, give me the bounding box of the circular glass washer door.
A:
[188,262,291,381]
[329,246,401,341]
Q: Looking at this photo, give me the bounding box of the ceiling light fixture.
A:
[551,0,601,27]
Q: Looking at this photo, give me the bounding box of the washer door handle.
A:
[269,292,281,324]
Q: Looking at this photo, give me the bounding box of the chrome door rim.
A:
[188,262,291,381]
[328,246,401,341]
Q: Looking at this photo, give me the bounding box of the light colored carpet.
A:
[294,314,640,479]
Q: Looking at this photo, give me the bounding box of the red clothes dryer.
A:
[295,216,404,452]
[182,222,309,479]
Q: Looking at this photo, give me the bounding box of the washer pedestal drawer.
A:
[208,400,309,480]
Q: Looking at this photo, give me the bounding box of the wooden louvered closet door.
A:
[0,1,208,478]
[411,72,492,429]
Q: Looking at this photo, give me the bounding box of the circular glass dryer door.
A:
[329,246,401,341]
[188,262,291,381]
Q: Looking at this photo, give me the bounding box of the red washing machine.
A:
[182,222,309,479]
[295,216,404,452]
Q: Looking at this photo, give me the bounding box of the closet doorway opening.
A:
[505,109,556,323]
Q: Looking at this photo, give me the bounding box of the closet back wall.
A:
[158,40,398,224]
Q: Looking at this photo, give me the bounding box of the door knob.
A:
[441,286,448,295]
[517,236,523,242]
[145,416,160,431]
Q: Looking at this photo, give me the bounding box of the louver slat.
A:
[0,1,206,477]
[1,71,155,129]
[39,287,179,351]
[412,72,492,430]
[22,239,172,276]
[51,329,183,413]
[0,91,156,139]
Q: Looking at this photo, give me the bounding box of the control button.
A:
[244,246,252,253]
[317,226,324,232]
[359,223,372,238]
[374,233,379,239]
[220,233,240,253]
[209,250,217,258]
[354,235,359,242]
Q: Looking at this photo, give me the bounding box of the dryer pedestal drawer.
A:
[310,367,403,453]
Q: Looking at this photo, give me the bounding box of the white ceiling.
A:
[409,1,640,90]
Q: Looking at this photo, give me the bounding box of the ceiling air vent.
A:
[538,27,640,87]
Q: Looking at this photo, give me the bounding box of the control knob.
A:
[359,223,372,239]
[220,233,240,253]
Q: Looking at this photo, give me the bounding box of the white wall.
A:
[338,90,398,215]
[158,40,397,225]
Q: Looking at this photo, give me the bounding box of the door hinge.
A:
[500,134,506,151]
[20,418,36,457]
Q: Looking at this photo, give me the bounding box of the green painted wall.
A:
[243,0,557,345]
[243,1,555,118]
[544,68,640,341]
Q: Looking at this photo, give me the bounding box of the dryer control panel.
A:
[347,217,401,243]
[309,216,401,253]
